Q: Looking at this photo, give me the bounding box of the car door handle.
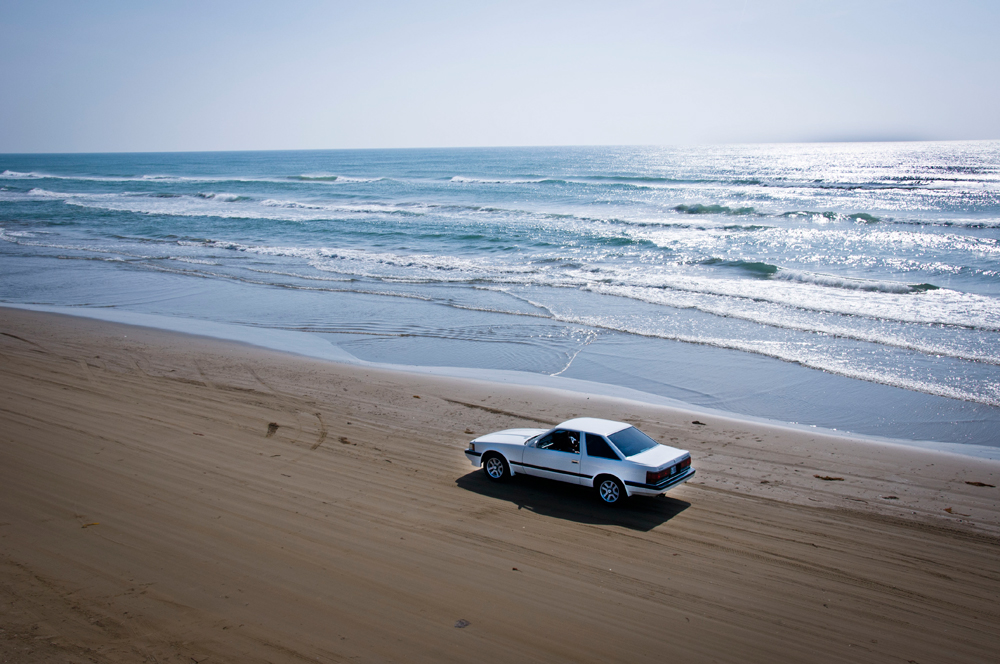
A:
[571,460,579,464]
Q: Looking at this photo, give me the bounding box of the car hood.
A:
[474,428,547,445]
[628,443,689,468]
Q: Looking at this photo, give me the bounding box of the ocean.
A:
[2,142,999,449]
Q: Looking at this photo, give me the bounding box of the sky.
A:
[1,0,998,153]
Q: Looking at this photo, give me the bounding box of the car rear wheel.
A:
[596,476,625,505]
[483,454,510,482]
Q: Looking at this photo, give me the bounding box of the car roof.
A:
[556,417,632,436]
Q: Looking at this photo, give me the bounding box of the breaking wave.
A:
[700,259,941,294]
[294,173,385,183]
[196,192,250,202]
[700,258,779,276]
[450,175,549,184]
[782,210,882,223]
[674,203,759,216]
[773,269,938,294]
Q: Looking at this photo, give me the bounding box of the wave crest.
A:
[26,187,66,198]
[700,258,779,276]
[294,174,384,183]
[781,210,882,224]
[774,269,937,293]
[260,199,325,210]
[674,204,758,216]
[450,175,548,184]
[197,192,248,202]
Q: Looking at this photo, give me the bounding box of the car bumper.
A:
[624,467,695,495]
[464,449,482,467]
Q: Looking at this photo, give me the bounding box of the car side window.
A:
[584,434,621,460]
[535,430,580,454]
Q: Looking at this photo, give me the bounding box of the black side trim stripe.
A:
[510,461,592,479]
[464,450,482,457]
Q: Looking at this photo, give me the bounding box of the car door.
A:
[520,429,583,484]
[580,432,624,487]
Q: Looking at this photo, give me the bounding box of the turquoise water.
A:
[2,143,999,446]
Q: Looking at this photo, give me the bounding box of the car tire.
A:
[482,454,510,482]
[596,476,626,505]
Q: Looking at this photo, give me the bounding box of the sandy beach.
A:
[1,306,998,663]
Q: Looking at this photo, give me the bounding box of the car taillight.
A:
[646,468,668,483]
[647,457,691,484]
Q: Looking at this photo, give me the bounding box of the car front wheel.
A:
[483,454,510,482]
[596,476,625,505]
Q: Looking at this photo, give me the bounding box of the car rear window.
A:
[608,427,659,457]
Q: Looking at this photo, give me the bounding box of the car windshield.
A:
[607,426,659,457]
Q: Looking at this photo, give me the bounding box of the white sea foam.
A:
[0,170,185,183]
[612,270,1000,330]
[450,175,547,184]
[242,267,355,283]
[198,240,540,283]
[530,305,1000,406]
[18,188,424,222]
[773,270,919,293]
[0,228,36,240]
[260,198,325,210]
[296,173,384,183]
[11,188,126,203]
[582,283,1000,365]
[26,187,67,198]
[188,232,1000,332]
[0,228,157,258]
[2,170,297,185]
[332,176,383,183]
[197,192,245,202]
[168,257,221,266]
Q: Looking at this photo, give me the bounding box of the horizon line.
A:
[3,136,999,157]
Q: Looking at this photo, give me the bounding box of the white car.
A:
[464,417,694,505]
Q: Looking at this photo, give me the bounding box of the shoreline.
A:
[2,305,999,662]
[5,301,999,461]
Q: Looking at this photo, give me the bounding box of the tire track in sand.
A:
[248,367,327,451]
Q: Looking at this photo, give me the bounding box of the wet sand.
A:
[1,307,998,663]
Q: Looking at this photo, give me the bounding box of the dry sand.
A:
[1,306,998,663]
